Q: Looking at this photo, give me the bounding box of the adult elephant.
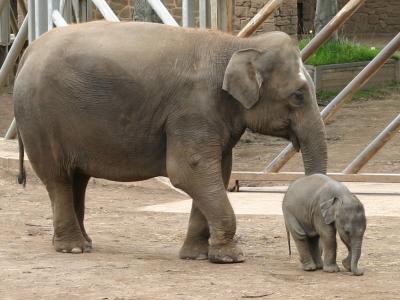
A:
[14,21,327,263]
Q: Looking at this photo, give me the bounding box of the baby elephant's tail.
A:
[285,222,291,256]
[17,130,26,187]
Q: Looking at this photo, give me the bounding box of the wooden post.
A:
[264,32,400,173]
[237,0,282,38]
[343,114,400,174]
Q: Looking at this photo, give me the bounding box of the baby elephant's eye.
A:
[289,90,304,107]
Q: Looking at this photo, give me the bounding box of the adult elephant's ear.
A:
[222,49,263,109]
[320,197,338,224]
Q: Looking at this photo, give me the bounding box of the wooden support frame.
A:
[229,172,400,191]
[0,0,9,46]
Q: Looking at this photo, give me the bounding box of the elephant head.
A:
[320,195,367,276]
[223,32,327,175]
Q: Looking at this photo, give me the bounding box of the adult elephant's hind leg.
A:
[73,172,92,251]
[46,178,87,253]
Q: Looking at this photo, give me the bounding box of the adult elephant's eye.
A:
[289,90,304,107]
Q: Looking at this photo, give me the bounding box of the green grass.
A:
[316,81,400,105]
[299,38,400,66]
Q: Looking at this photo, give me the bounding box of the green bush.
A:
[299,38,400,66]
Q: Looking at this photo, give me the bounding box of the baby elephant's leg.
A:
[320,230,340,272]
[292,236,317,271]
[309,236,323,269]
[284,212,317,271]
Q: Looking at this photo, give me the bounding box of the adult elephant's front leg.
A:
[179,203,210,260]
[167,135,243,263]
[179,151,233,260]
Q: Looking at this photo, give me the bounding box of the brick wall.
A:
[301,0,400,36]
[103,0,400,37]
[102,0,186,24]
[105,0,134,21]
[102,0,298,36]
[234,0,297,36]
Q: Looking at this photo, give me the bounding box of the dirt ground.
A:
[0,89,400,299]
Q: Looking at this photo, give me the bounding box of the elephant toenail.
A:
[71,247,83,254]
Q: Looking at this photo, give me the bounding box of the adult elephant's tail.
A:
[17,130,26,187]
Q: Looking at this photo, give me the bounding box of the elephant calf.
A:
[282,174,366,275]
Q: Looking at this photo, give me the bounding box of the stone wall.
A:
[234,0,297,36]
[103,0,298,36]
[105,0,134,21]
[103,0,400,38]
[301,0,400,36]
[102,0,188,25]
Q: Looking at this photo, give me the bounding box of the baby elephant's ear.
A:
[320,197,338,225]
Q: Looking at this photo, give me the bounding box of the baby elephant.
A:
[282,174,366,276]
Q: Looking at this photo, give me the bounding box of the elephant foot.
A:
[179,239,209,260]
[342,257,351,271]
[315,261,323,270]
[53,235,91,254]
[352,268,364,276]
[208,242,244,264]
[323,263,340,273]
[302,261,317,271]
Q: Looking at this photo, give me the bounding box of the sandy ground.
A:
[0,89,400,299]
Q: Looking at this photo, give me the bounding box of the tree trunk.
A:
[314,0,338,41]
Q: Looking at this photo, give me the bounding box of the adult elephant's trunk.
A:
[351,241,364,276]
[294,115,328,175]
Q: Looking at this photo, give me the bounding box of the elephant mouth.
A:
[289,129,301,152]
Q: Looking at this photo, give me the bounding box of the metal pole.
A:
[3,16,28,140]
[52,9,68,27]
[146,0,179,26]
[59,0,65,13]
[91,0,119,22]
[265,32,400,172]
[71,0,79,22]
[343,114,400,174]
[199,0,208,29]
[237,0,282,38]
[182,0,194,27]
[301,0,366,62]
[0,0,8,14]
[10,7,19,34]
[0,0,9,46]
[210,0,218,30]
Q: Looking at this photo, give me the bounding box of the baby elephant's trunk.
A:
[351,241,363,276]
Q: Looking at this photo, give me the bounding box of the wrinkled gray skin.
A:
[14,21,327,263]
[282,174,366,275]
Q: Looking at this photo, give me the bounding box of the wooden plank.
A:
[230,172,400,185]
[226,0,233,32]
